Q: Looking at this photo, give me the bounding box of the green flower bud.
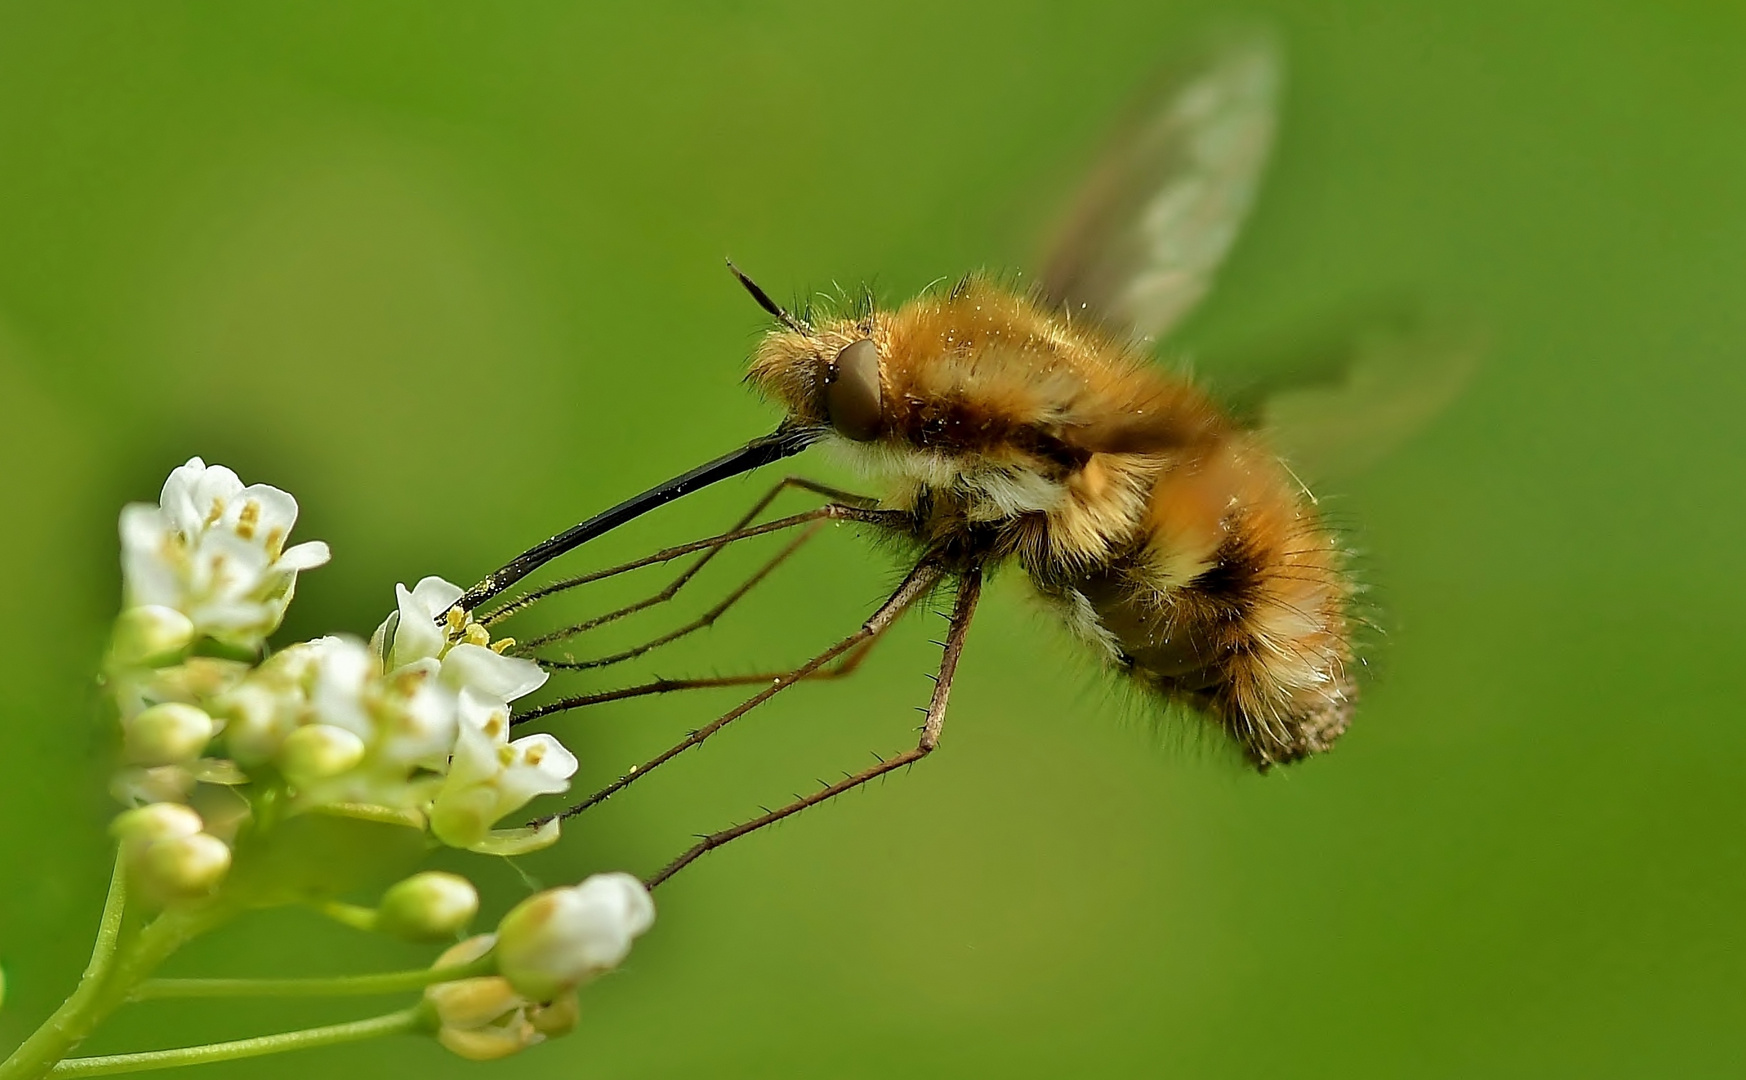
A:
[376,872,479,942]
[124,703,214,766]
[137,832,231,898]
[277,723,366,784]
[111,802,203,844]
[110,606,195,667]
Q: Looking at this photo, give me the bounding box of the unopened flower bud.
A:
[436,1018,540,1063]
[110,606,196,667]
[527,991,579,1037]
[124,703,214,766]
[137,832,231,898]
[277,724,366,784]
[377,872,479,942]
[425,935,541,1062]
[111,802,203,844]
[495,872,654,1002]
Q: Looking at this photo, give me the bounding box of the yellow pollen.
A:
[484,717,504,738]
[237,500,260,540]
[525,744,545,766]
[463,624,490,647]
[496,745,515,767]
[490,638,516,654]
[205,499,225,528]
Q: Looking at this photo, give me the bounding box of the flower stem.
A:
[0,855,230,1080]
[0,854,128,1080]
[132,954,496,1001]
[48,1008,426,1077]
[312,901,377,934]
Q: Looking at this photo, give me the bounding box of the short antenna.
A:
[727,259,810,334]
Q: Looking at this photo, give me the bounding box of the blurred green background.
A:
[2,1,1743,1076]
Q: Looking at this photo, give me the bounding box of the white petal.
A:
[387,583,445,669]
[575,871,655,938]
[310,636,376,738]
[187,528,272,602]
[440,644,547,702]
[157,458,210,536]
[119,505,184,609]
[231,483,299,537]
[278,540,331,571]
[374,665,459,768]
[446,688,512,788]
[174,461,244,538]
[484,735,576,817]
[409,576,465,615]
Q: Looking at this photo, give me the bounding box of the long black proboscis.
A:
[454,424,818,613]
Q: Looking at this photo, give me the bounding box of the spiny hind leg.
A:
[511,587,909,728]
[644,563,984,889]
[531,559,946,823]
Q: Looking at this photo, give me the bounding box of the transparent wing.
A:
[1220,311,1480,484]
[1036,29,1280,344]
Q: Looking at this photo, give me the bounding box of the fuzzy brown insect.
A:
[747,274,1353,768]
[453,32,1464,886]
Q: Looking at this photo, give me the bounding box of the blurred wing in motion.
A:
[1037,29,1280,344]
[1224,313,1481,483]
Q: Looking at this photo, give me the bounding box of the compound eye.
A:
[825,338,883,442]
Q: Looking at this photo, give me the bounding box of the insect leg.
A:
[510,594,905,728]
[643,563,984,889]
[510,474,877,651]
[535,558,946,823]
[521,518,823,665]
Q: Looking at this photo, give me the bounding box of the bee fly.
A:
[451,32,1469,887]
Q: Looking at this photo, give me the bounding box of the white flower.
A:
[494,873,654,1002]
[212,636,362,764]
[119,458,329,649]
[373,577,462,671]
[429,691,576,851]
[372,576,546,704]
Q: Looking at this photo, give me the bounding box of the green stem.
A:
[0,853,128,1080]
[132,954,496,1001]
[48,1008,426,1078]
[0,856,230,1080]
[311,902,377,934]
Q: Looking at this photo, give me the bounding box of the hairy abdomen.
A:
[1041,436,1356,769]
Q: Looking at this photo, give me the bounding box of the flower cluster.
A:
[427,874,655,1061]
[105,458,579,901]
